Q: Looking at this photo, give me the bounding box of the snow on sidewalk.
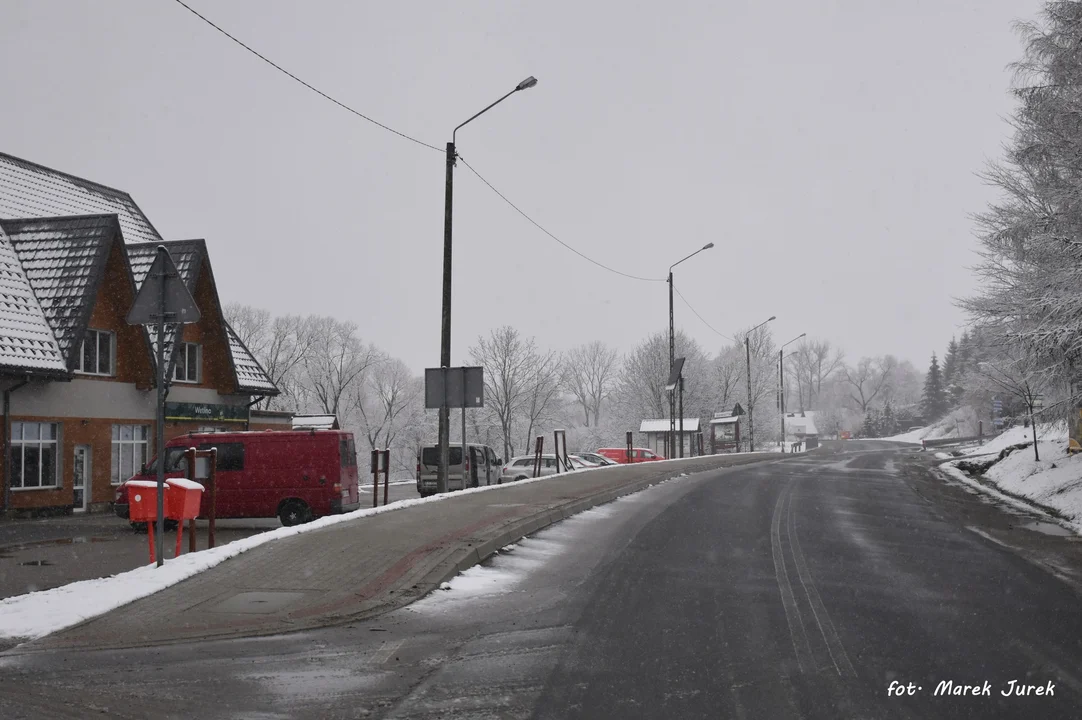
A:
[0,467,603,644]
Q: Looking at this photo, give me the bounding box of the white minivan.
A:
[416,442,502,496]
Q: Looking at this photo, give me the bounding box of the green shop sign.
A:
[165,402,248,423]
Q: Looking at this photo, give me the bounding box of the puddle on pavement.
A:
[0,536,118,555]
[1018,521,1076,537]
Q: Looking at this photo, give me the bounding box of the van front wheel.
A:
[278,500,312,527]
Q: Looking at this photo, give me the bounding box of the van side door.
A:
[198,442,246,517]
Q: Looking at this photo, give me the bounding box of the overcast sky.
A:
[0,0,1043,373]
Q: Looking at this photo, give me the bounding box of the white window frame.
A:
[10,421,60,490]
[173,342,201,384]
[111,424,150,485]
[75,329,115,376]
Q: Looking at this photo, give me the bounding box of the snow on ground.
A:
[940,423,1082,533]
[886,406,982,443]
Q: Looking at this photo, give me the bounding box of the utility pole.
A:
[437,141,454,495]
[779,349,785,450]
[668,270,675,455]
[746,336,754,452]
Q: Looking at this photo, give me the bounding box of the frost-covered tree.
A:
[564,341,619,427]
[961,1,1082,400]
[842,356,896,413]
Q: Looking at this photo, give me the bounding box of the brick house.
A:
[0,152,278,515]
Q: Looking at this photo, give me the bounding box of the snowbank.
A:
[885,406,981,443]
[940,423,1082,532]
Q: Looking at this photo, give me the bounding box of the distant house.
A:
[639,418,701,457]
[292,414,339,431]
[784,411,819,448]
[0,151,278,516]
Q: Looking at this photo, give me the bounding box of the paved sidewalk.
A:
[27,453,780,651]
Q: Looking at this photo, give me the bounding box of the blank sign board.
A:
[425,366,484,409]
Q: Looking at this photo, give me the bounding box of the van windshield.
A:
[421,447,462,466]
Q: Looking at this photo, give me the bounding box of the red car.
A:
[114,430,360,528]
[596,447,665,464]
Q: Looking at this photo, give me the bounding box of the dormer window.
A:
[173,342,201,383]
[76,329,115,376]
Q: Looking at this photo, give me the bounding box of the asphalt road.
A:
[4,442,1082,719]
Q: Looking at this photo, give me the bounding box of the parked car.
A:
[114,430,361,528]
[574,451,619,466]
[569,454,601,468]
[499,454,589,483]
[416,442,502,496]
[597,447,665,464]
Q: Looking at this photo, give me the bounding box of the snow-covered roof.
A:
[710,416,740,425]
[228,324,277,393]
[640,418,700,433]
[785,412,818,435]
[0,151,161,245]
[0,224,67,375]
[1,215,118,368]
[293,414,339,430]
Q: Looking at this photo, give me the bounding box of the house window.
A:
[173,343,201,383]
[10,422,59,489]
[111,424,149,485]
[76,329,114,376]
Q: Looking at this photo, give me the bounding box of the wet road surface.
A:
[4,442,1082,719]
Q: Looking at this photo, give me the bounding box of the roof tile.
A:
[0,225,66,374]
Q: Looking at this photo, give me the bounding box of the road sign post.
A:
[424,366,483,494]
[126,246,200,567]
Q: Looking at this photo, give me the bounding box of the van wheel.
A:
[278,500,311,527]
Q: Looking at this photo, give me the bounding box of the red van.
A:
[597,447,665,464]
[114,430,360,528]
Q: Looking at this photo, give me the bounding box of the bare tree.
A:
[352,357,423,453]
[842,356,897,413]
[469,326,541,460]
[565,342,619,426]
[520,351,565,453]
[223,303,270,351]
[610,330,711,425]
[222,306,315,412]
[303,317,379,417]
[713,345,744,412]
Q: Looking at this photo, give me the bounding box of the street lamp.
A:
[668,242,714,458]
[779,333,806,450]
[744,315,776,452]
[437,76,538,493]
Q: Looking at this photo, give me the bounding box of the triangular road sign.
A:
[126,247,201,325]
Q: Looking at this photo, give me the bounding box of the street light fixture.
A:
[744,315,776,452]
[667,242,714,458]
[437,76,538,494]
[779,332,807,449]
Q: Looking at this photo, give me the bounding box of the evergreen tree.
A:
[882,401,896,436]
[942,337,958,387]
[921,353,948,420]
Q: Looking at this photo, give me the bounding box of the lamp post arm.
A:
[454,89,518,145]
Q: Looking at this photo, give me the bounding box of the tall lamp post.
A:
[744,315,776,452]
[437,76,538,493]
[668,243,714,458]
[779,333,806,450]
